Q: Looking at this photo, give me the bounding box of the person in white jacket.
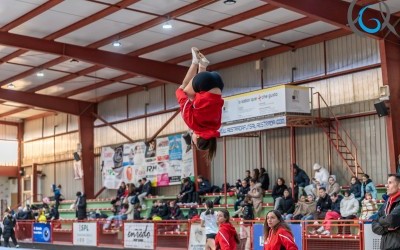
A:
[304,163,330,196]
[340,190,359,219]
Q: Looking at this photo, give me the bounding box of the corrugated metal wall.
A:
[0,125,17,140]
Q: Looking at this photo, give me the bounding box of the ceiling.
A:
[0,0,398,122]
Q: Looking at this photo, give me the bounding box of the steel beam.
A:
[0,31,187,84]
[147,110,180,143]
[0,107,30,118]
[0,166,18,177]
[80,108,96,199]
[0,88,93,115]
[379,40,400,174]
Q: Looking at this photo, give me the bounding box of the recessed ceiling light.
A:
[36,71,44,77]
[162,21,172,29]
[224,0,236,5]
[7,83,15,89]
[112,41,122,47]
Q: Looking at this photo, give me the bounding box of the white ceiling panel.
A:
[50,60,94,73]
[37,76,96,96]
[140,38,216,61]
[179,8,231,25]
[88,68,126,79]
[10,1,105,38]
[203,1,266,16]
[295,21,339,35]
[129,0,196,15]
[194,30,242,44]
[95,0,121,4]
[223,17,278,35]
[267,30,315,45]
[8,109,47,118]
[147,20,200,37]
[104,9,154,26]
[0,0,47,27]
[9,52,60,67]
[0,46,19,56]
[0,63,32,82]
[15,69,69,91]
[123,76,154,85]
[69,83,133,101]
[0,105,18,114]
[199,48,249,65]
[231,40,278,54]
[255,8,305,24]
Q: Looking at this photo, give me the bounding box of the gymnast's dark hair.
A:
[205,200,214,215]
[197,137,217,162]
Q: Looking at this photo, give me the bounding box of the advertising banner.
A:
[124,223,154,249]
[220,116,286,136]
[188,224,206,250]
[32,223,51,243]
[73,222,97,246]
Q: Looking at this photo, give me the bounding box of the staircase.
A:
[313,92,364,178]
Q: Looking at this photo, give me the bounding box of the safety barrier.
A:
[14,219,371,249]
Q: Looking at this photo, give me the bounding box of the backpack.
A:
[187,207,198,219]
[130,195,139,205]
[211,185,221,193]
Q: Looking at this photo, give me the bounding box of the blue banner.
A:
[168,135,182,160]
[33,223,51,243]
[252,223,302,250]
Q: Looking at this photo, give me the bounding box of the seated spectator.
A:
[313,187,332,220]
[313,192,343,235]
[327,175,341,196]
[259,167,270,191]
[168,200,184,220]
[236,197,253,250]
[360,174,377,200]
[234,179,242,191]
[155,200,170,220]
[305,163,329,196]
[359,192,378,220]
[276,189,295,220]
[234,180,250,212]
[147,201,159,220]
[340,190,359,219]
[349,176,362,200]
[15,207,27,220]
[272,178,288,204]
[244,170,251,183]
[252,169,260,182]
[293,194,317,220]
[246,178,263,218]
[103,204,129,230]
[47,205,57,220]
[193,175,212,204]
[136,179,143,194]
[133,204,143,220]
[293,164,310,198]
[117,182,127,200]
[138,178,152,209]
[178,177,194,204]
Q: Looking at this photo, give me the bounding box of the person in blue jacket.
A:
[52,184,62,219]
[360,174,377,200]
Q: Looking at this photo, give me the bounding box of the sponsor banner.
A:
[222,85,310,124]
[188,224,206,250]
[101,133,194,189]
[124,223,154,249]
[364,222,381,250]
[32,223,51,243]
[220,116,286,136]
[73,222,97,246]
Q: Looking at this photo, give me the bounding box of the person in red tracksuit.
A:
[264,210,298,250]
[176,47,224,161]
[215,209,239,250]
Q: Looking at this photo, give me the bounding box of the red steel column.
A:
[17,123,23,204]
[379,40,400,174]
[290,127,296,198]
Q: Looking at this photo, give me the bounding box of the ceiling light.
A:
[162,21,172,29]
[36,71,44,77]
[224,0,236,5]
[70,58,79,63]
[112,41,122,47]
[7,83,15,89]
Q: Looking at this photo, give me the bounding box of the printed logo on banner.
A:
[168,134,183,160]
[220,116,287,136]
[32,223,51,243]
[124,223,154,249]
[188,224,206,250]
[73,223,97,246]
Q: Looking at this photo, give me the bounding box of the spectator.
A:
[136,179,143,194]
[75,191,87,220]
[215,209,240,250]
[372,174,400,249]
[263,210,298,250]
[293,194,317,220]
[327,175,341,196]
[313,187,332,220]
[259,167,270,191]
[293,164,310,198]
[156,200,170,220]
[276,189,295,220]
[236,197,253,250]
[246,178,263,218]
[15,206,27,220]
[52,184,62,219]
[252,169,260,182]
[200,200,218,250]
[243,170,251,183]
[315,192,343,236]
[133,204,143,220]
[272,178,288,204]
[117,182,127,200]
[47,205,57,220]
[193,175,212,204]
[340,190,359,219]
[360,174,377,200]
[304,163,329,196]
[359,192,378,220]
[103,204,129,230]
[3,209,19,248]
[234,179,242,190]
[168,200,184,220]
[349,176,362,200]
[178,177,194,204]
[147,201,159,220]
[234,180,250,212]
[38,209,47,223]
[138,178,152,209]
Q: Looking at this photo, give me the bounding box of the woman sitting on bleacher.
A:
[360,174,377,200]
[359,192,378,220]
[178,177,194,204]
[340,190,359,219]
[168,200,184,220]
[349,176,362,200]
[293,194,316,220]
[103,203,129,230]
[272,178,288,204]
[276,189,295,220]
[326,175,341,196]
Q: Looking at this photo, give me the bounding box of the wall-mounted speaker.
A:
[73,152,81,161]
[374,101,389,117]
